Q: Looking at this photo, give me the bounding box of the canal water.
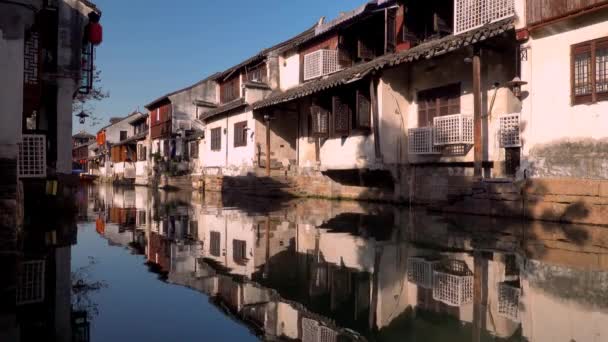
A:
[2,184,608,341]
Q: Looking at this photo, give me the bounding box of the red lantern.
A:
[88,22,103,45]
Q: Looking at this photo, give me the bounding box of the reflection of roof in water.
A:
[318,212,395,241]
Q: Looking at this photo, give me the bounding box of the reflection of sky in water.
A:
[72,221,256,342]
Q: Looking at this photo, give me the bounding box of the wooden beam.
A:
[265,117,271,176]
[473,48,483,177]
[370,76,382,161]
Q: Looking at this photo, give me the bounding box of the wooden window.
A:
[189,141,198,158]
[232,240,247,264]
[310,103,329,137]
[220,77,240,103]
[210,231,221,257]
[246,64,267,83]
[385,8,397,53]
[233,121,248,147]
[333,95,352,136]
[138,145,147,161]
[572,37,608,105]
[417,83,460,127]
[119,131,127,141]
[210,127,221,151]
[355,89,372,129]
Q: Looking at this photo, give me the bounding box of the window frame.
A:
[310,101,330,138]
[416,83,461,127]
[571,36,608,105]
[355,88,372,131]
[210,127,222,151]
[332,93,352,137]
[233,121,248,147]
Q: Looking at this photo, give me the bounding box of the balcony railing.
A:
[18,134,47,178]
[303,49,340,81]
[499,113,521,147]
[408,127,441,155]
[454,0,515,35]
[433,114,474,146]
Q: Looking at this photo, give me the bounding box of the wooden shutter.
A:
[333,95,351,136]
[210,231,221,257]
[232,240,247,264]
[210,128,221,151]
[385,8,397,54]
[572,42,593,105]
[233,121,247,147]
[357,39,374,60]
[310,104,329,137]
[356,89,371,129]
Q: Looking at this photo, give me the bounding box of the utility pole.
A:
[473,47,483,178]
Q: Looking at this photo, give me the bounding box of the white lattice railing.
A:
[301,318,337,342]
[407,257,439,289]
[303,49,340,81]
[432,260,474,307]
[499,113,521,147]
[498,282,521,322]
[433,114,474,146]
[18,134,46,178]
[16,260,46,305]
[454,0,515,35]
[124,164,136,179]
[408,127,441,155]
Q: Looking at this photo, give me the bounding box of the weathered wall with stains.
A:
[520,14,608,179]
[404,49,519,175]
[201,110,256,175]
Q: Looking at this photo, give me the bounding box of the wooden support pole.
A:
[473,48,483,178]
[370,76,382,162]
[265,116,271,177]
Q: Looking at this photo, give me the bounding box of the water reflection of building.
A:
[86,185,608,342]
[0,209,79,341]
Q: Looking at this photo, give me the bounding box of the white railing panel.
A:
[304,49,340,81]
[18,134,46,178]
[408,127,441,155]
[17,260,45,305]
[498,282,521,322]
[407,257,439,289]
[454,0,515,35]
[499,113,521,147]
[433,114,474,146]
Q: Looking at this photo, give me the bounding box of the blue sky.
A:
[74,0,362,133]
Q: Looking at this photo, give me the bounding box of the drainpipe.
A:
[472,47,483,178]
[264,113,272,177]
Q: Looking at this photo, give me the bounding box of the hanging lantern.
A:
[88,22,103,45]
[506,77,528,99]
[86,12,103,46]
[76,111,89,124]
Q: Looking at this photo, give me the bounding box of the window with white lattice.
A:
[454,0,514,35]
[303,50,340,81]
[17,260,45,305]
[18,134,46,178]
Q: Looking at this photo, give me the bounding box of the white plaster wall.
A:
[520,20,608,175]
[104,119,134,144]
[276,302,299,339]
[317,229,375,271]
[280,52,301,91]
[405,51,518,166]
[202,111,256,174]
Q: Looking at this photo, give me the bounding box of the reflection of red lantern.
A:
[88,22,103,45]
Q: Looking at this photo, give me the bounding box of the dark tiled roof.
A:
[145,73,222,110]
[253,19,515,110]
[113,131,147,146]
[72,131,95,139]
[200,98,247,121]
